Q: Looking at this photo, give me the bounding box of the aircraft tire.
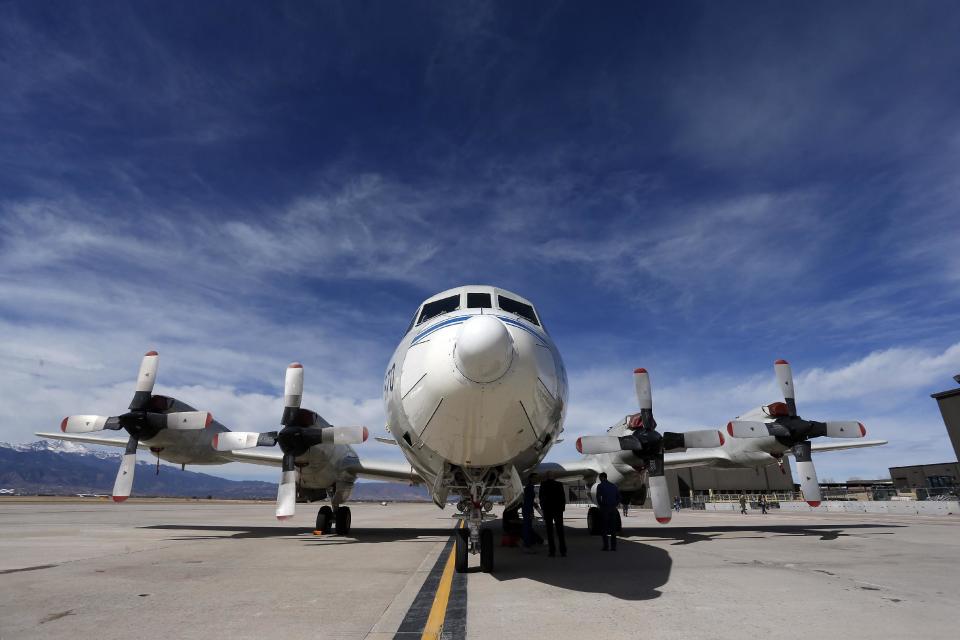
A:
[335,506,351,535]
[316,505,333,533]
[587,506,600,535]
[480,528,494,573]
[455,527,469,573]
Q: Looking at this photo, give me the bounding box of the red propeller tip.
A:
[633,367,647,374]
[807,501,821,507]
[276,515,293,521]
[774,359,789,365]
[858,422,866,437]
[575,437,584,454]
[60,417,68,432]
[205,413,214,427]
[726,422,735,436]
[362,426,369,442]
[145,350,159,356]
[288,362,303,369]
[113,496,128,503]
[718,431,725,446]
[656,516,671,524]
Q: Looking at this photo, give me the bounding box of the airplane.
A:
[39,285,886,573]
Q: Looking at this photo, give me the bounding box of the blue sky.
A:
[2,1,959,482]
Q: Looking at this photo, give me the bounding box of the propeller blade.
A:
[648,474,672,524]
[727,420,771,438]
[792,441,821,506]
[275,453,297,521]
[165,411,214,430]
[212,431,263,451]
[281,363,304,425]
[634,368,652,410]
[320,426,369,445]
[129,351,159,411]
[576,436,624,455]
[774,359,797,416]
[824,421,866,438]
[112,437,138,502]
[679,429,725,449]
[61,415,108,433]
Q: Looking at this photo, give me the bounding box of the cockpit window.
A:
[467,292,492,308]
[498,295,539,326]
[417,294,460,324]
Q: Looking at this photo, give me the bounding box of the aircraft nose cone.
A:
[454,315,514,383]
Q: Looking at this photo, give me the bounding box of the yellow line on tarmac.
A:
[421,522,462,640]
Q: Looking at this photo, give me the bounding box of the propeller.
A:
[59,351,214,502]
[576,368,724,524]
[210,363,369,520]
[725,359,868,506]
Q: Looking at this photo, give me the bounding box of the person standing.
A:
[595,472,620,551]
[539,471,567,557]
[759,494,768,514]
[739,493,748,515]
[522,473,539,553]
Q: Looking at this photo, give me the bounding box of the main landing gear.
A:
[315,505,351,535]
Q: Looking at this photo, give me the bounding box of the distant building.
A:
[931,375,960,462]
[818,479,896,501]
[888,462,960,499]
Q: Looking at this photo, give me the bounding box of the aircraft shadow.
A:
[620,522,901,544]
[141,520,901,601]
[490,527,670,601]
[141,524,457,541]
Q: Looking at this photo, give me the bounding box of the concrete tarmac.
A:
[1,500,957,640]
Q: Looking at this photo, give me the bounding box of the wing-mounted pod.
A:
[726,359,868,506]
[60,351,214,502]
[576,368,724,524]
[211,363,369,520]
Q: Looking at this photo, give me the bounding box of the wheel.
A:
[587,506,600,535]
[480,528,494,573]
[316,506,333,533]
[335,506,351,535]
[455,527,469,573]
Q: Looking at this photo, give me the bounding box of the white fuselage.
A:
[382,286,567,502]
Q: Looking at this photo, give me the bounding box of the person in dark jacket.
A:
[595,472,621,551]
[538,471,567,557]
[522,473,539,553]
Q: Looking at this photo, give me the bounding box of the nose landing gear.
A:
[455,514,494,573]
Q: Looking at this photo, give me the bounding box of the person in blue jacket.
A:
[595,472,621,551]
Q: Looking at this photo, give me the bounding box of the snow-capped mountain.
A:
[1,439,118,459]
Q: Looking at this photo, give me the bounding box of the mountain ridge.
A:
[0,440,429,501]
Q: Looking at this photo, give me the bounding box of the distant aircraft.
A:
[40,285,885,573]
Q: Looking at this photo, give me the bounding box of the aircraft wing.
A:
[219,449,284,467]
[663,448,734,470]
[534,459,602,481]
[809,439,888,453]
[345,459,422,483]
[36,431,149,451]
